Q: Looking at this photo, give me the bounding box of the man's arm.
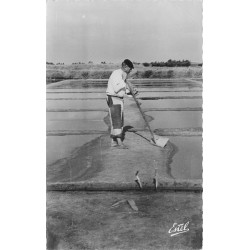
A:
[112,74,126,94]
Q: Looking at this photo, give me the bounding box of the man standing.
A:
[106,59,137,149]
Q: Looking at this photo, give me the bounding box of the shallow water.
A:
[47,87,202,93]
[138,91,202,98]
[46,87,106,92]
[46,99,107,110]
[146,111,202,129]
[47,111,108,131]
[168,137,202,180]
[46,91,202,100]
[140,99,202,109]
[139,87,202,91]
[47,79,202,89]
[47,92,106,99]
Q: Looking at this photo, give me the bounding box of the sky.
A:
[46,0,202,64]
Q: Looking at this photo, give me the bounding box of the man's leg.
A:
[116,137,128,149]
[109,97,128,149]
[109,110,118,147]
[111,138,118,147]
[107,96,118,147]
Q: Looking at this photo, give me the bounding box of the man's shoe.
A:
[117,144,129,149]
[111,139,118,147]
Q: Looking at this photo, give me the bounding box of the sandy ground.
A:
[47,191,202,250]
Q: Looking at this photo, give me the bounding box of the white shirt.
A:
[106,69,128,98]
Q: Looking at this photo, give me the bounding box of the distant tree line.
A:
[47,60,200,67]
[46,62,65,65]
[142,60,191,67]
[72,62,85,65]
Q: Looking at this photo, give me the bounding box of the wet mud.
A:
[47,135,107,183]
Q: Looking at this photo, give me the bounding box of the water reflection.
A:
[145,111,202,129]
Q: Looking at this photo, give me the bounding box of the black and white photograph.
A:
[46,0,203,249]
[3,0,250,249]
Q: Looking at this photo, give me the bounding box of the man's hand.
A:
[133,87,138,96]
[126,80,139,96]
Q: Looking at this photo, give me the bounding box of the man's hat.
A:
[123,59,134,69]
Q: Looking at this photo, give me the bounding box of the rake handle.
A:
[126,81,156,143]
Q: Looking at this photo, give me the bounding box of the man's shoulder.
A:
[112,68,127,79]
[112,68,122,75]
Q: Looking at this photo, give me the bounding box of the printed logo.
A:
[168,221,190,237]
